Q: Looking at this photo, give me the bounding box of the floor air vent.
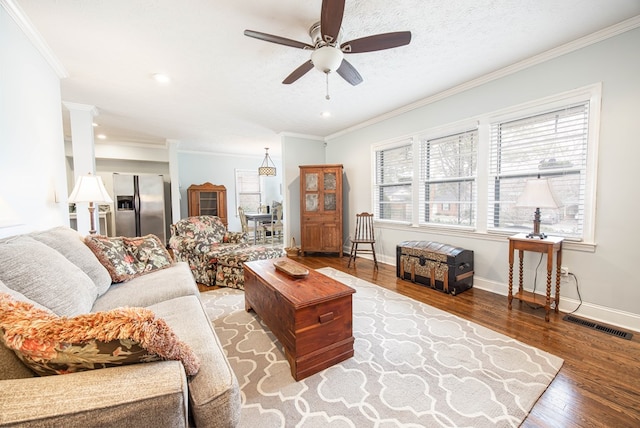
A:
[563,315,633,340]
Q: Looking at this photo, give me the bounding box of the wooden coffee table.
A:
[243,258,355,381]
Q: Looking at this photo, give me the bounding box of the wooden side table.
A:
[508,233,563,322]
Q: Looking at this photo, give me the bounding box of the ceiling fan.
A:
[244,0,411,89]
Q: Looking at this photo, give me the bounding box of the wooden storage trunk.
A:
[396,241,474,295]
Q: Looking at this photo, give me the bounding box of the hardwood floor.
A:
[286,254,640,428]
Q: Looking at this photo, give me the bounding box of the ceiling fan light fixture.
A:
[311,46,344,73]
[151,73,171,85]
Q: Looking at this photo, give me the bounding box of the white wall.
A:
[178,151,282,233]
[0,5,68,238]
[326,27,640,331]
[281,134,326,245]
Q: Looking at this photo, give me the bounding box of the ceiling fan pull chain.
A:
[325,72,331,100]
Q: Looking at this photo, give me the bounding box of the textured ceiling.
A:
[13,0,640,157]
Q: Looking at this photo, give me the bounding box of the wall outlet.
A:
[561,266,570,276]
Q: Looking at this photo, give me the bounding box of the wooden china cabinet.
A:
[299,164,343,256]
[187,183,228,227]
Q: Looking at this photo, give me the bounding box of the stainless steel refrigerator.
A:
[113,173,166,243]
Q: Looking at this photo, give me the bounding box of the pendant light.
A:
[258,147,276,176]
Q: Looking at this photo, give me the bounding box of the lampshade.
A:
[258,148,276,177]
[68,174,113,204]
[311,46,344,73]
[516,177,558,209]
[516,176,558,239]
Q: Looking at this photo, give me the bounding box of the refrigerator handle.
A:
[134,190,141,213]
[134,176,141,236]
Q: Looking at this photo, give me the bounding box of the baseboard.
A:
[473,277,640,334]
[356,251,640,332]
[359,252,640,334]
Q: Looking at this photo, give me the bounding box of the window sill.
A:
[374,221,596,253]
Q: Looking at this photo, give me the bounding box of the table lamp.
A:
[516,176,558,239]
[68,173,113,234]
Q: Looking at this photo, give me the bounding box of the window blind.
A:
[488,102,589,238]
[374,142,413,222]
[419,129,477,227]
[235,169,261,212]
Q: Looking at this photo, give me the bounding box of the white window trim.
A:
[371,136,415,226]
[416,122,480,230]
[370,83,601,249]
[234,168,264,215]
[481,83,601,244]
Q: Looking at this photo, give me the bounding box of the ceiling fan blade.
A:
[320,0,345,44]
[341,31,412,53]
[244,29,314,50]
[283,60,314,84]
[336,59,363,86]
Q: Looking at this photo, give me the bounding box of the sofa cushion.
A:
[85,234,173,283]
[91,262,199,312]
[0,278,53,313]
[172,216,227,243]
[0,293,200,376]
[147,295,241,427]
[30,226,112,296]
[0,236,97,316]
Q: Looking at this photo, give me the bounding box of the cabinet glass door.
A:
[200,192,218,216]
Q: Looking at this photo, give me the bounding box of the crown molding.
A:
[1,0,68,78]
[279,132,325,141]
[327,15,640,141]
[62,101,99,115]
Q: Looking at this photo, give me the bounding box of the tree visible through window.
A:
[372,86,598,242]
[419,129,477,227]
[374,143,413,222]
[488,102,589,238]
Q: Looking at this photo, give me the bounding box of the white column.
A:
[63,102,99,236]
[167,140,182,225]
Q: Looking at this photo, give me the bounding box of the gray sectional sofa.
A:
[0,226,240,427]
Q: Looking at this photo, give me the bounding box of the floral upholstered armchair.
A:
[169,215,285,289]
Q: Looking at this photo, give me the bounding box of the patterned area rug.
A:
[200,267,563,428]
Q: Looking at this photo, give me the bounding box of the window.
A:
[419,129,477,227]
[235,169,262,213]
[370,85,599,243]
[488,102,590,239]
[373,142,413,222]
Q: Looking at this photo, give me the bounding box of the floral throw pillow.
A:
[84,234,173,283]
[0,293,200,376]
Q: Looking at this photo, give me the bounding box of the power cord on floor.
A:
[524,253,544,309]
[522,254,582,314]
[532,267,582,314]
[565,272,582,314]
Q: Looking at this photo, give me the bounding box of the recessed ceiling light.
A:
[321,111,331,118]
[151,73,171,85]
[92,122,98,127]
[96,134,107,140]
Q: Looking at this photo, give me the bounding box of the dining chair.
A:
[238,207,263,244]
[348,212,378,269]
[263,204,283,244]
